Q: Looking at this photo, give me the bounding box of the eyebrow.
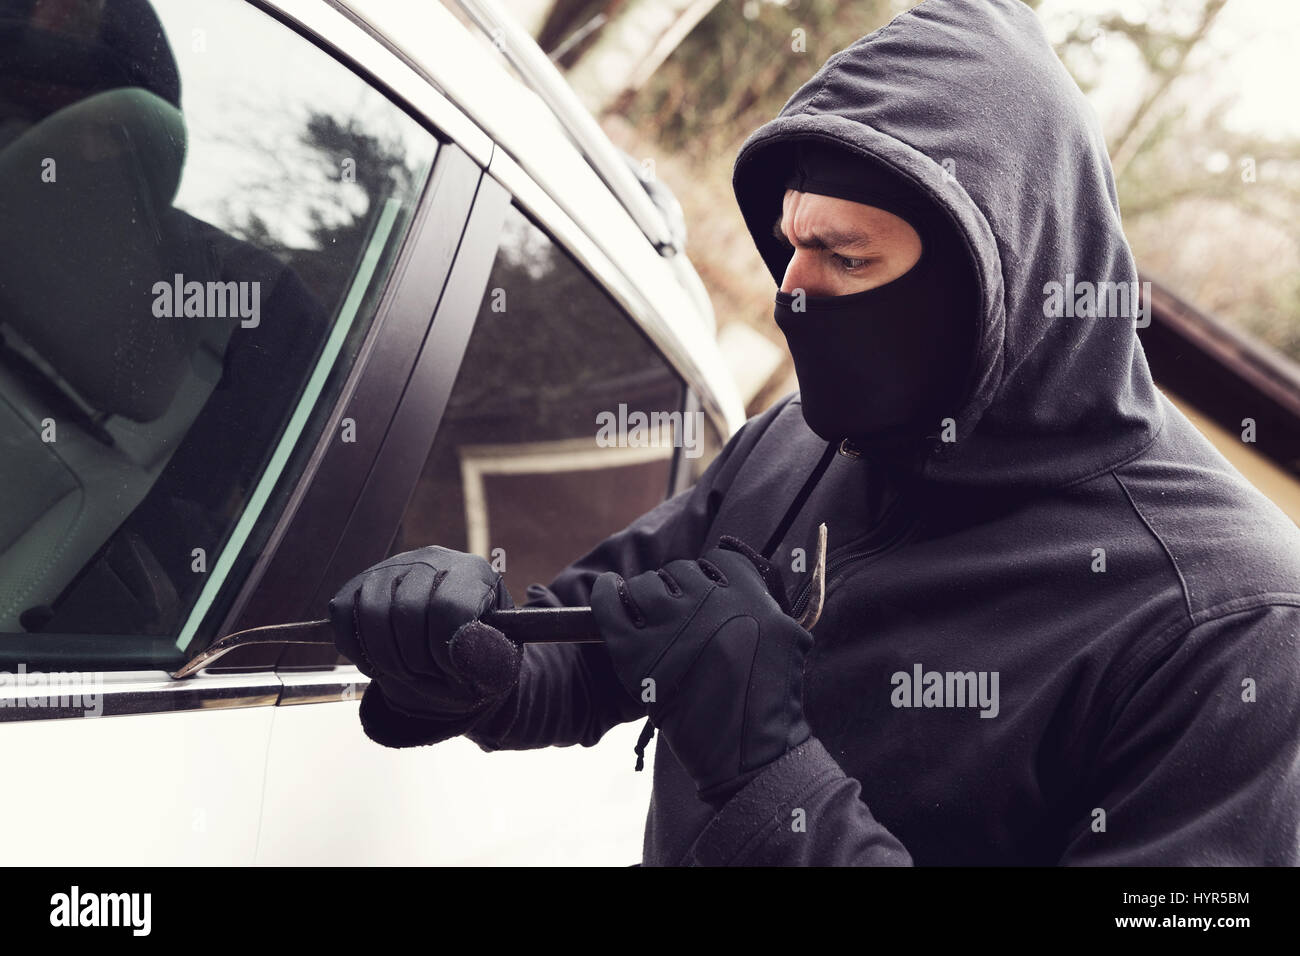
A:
[771,216,875,251]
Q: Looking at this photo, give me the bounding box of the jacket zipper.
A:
[790,504,921,618]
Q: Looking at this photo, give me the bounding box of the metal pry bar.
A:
[796,522,829,632]
[172,531,830,679]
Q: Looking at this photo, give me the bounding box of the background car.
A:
[0,0,743,865]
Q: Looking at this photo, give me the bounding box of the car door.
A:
[254,187,730,865]
[0,0,451,864]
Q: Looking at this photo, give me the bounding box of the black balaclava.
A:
[773,139,979,450]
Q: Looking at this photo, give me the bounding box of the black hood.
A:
[733,0,1163,493]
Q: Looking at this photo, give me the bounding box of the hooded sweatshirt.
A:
[361,0,1300,865]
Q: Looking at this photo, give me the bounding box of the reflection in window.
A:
[0,0,435,667]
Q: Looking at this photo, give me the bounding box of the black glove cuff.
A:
[697,765,768,811]
[358,680,514,749]
[696,719,814,810]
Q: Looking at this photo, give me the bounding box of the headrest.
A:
[0,86,195,422]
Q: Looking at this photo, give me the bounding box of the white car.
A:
[0,0,743,865]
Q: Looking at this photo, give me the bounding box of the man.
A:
[328,0,1300,865]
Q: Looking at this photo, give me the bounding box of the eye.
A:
[833,253,871,272]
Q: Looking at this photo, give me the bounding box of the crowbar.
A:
[171,523,828,680]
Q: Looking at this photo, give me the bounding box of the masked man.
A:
[328,0,1300,865]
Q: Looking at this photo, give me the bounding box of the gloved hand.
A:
[328,546,523,745]
[591,535,814,807]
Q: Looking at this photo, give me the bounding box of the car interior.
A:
[0,0,390,651]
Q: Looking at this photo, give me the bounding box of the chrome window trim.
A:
[255,0,493,164]
[0,670,282,723]
[277,666,372,705]
[0,666,376,723]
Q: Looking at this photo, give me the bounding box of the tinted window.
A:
[0,0,437,668]
[391,204,691,599]
[683,392,726,488]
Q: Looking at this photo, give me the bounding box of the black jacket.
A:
[364,0,1300,865]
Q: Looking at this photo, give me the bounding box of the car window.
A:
[390,203,693,600]
[0,0,437,670]
[683,392,726,488]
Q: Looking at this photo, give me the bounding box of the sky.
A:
[1034,0,1300,139]
[151,0,431,246]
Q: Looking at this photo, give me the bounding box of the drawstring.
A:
[633,717,656,771]
[761,440,838,557]
[630,440,839,773]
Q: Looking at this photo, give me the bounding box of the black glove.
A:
[328,546,523,745]
[591,535,814,807]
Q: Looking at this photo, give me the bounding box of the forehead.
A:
[776,189,916,246]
